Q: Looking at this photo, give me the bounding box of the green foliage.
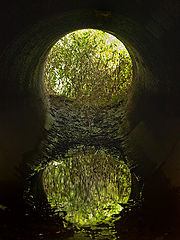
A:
[43,147,131,226]
[44,29,133,106]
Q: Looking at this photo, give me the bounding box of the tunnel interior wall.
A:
[0,1,179,212]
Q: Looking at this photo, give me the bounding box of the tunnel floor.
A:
[0,95,179,240]
[0,202,179,240]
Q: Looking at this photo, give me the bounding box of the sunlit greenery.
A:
[44,29,133,106]
[43,147,131,226]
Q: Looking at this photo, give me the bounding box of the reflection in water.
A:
[66,225,120,240]
[43,146,131,238]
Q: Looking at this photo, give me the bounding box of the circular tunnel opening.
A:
[43,29,133,107]
[42,146,131,227]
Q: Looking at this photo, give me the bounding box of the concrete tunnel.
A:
[0,0,180,239]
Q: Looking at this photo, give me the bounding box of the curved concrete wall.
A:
[0,1,179,215]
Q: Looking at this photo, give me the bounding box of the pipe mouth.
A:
[43,28,133,107]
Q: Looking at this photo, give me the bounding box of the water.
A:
[42,146,131,239]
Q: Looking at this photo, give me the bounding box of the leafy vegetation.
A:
[44,29,133,107]
[43,147,131,226]
[42,29,132,228]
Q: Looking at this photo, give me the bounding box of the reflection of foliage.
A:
[43,147,131,226]
[44,29,133,106]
